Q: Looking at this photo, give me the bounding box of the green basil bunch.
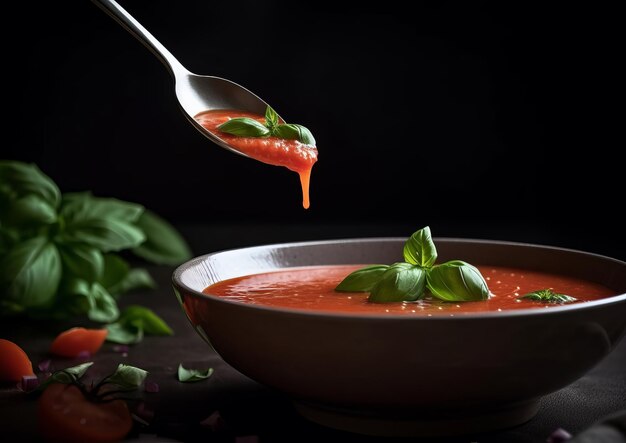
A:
[0,161,191,323]
[336,226,490,303]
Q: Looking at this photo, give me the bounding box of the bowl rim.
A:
[172,237,626,320]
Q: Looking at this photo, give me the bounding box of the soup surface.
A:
[203,265,615,315]
[194,110,318,209]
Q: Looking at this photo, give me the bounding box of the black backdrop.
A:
[4,1,623,259]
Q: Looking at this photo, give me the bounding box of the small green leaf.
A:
[293,124,316,146]
[59,243,104,283]
[62,218,145,252]
[0,161,61,208]
[108,268,156,296]
[104,364,148,390]
[335,265,389,292]
[106,322,143,344]
[272,123,300,140]
[119,305,173,335]
[4,195,57,226]
[265,105,280,129]
[403,226,437,268]
[217,118,270,137]
[131,210,192,265]
[427,260,490,302]
[106,305,172,344]
[272,124,316,145]
[177,364,214,383]
[368,263,427,303]
[86,283,119,323]
[99,254,130,293]
[0,237,61,308]
[518,288,577,304]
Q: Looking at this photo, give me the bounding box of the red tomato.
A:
[49,328,108,358]
[0,338,34,382]
[38,383,132,443]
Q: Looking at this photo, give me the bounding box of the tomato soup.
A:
[202,265,616,315]
[194,110,318,209]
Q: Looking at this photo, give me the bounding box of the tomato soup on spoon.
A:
[194,109,318,209]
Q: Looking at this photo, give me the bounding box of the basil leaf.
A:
[272,123,300,140]
[86,283,119,323]
[265,105,280,129]
[106,305,172,344]
[369,263,427,303]
[403,226,437,268]
[108,268,156,295]
[4,195,57,226]
[294,124,316,146]
[217,118,270,137]
[131,209,192,265]
[177,364,214,383]
[0,161,61,208]
[59,243,104,283]
[335,265,389,292]
[62,218,145,252]
[99,254,130,293]
[118,305,173,336]
[518,288,577,304]
[60,192,143,223]
[427,260,489,302]
[273,124,316,145]
[104,364,148,390]
[0,237,61,308]
[106,322,143,344]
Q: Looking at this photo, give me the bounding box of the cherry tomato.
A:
[38,383,132,442]
[0,338,34,382]
[49,328,108,358]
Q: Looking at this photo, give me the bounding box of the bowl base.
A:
[293,399,540,437]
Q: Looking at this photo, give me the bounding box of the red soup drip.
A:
[203,265,616,315]
[194,110,318,209]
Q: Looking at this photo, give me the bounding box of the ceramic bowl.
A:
[172,238,626,436]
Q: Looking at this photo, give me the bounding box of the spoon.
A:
[92,0,270,158]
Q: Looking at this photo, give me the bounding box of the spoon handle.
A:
[91,0,187,77]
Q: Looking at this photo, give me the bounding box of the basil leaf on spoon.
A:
[217,106,316,145]
[265,106,279,129]
[217,118,270,137]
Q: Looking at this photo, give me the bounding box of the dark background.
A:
[4,1,622,259]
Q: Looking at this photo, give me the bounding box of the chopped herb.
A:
[519,289,577,304]
[177,364,214,383]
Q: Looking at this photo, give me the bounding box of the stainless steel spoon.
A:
[92,0,270,158]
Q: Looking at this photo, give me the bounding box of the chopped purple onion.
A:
[145,381,159,393]
[20,375,40,392]
[547,427,573,442]
[38,359,52,372]
[76,350,91,360]
[112,345,130,353]
[200,410,225,432]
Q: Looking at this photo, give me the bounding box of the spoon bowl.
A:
[92,0,270,157]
